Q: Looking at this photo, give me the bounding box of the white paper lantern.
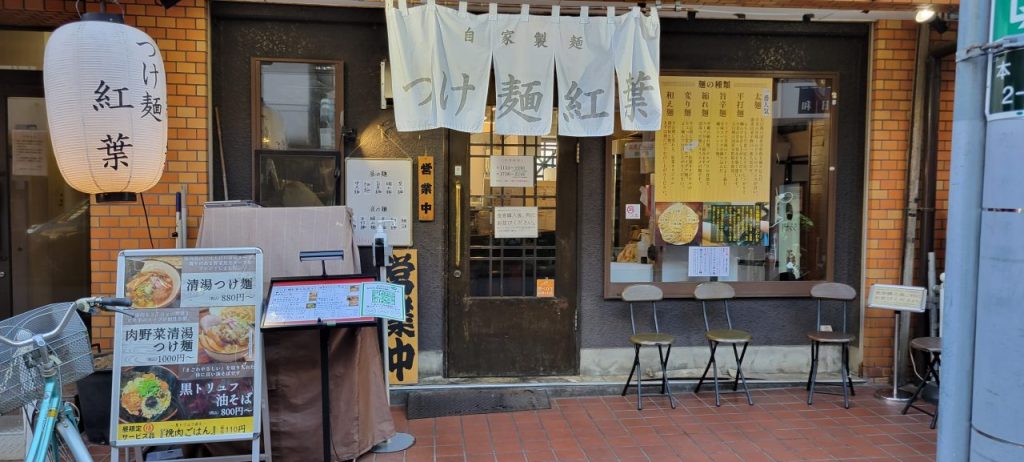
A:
[43,14,167,202]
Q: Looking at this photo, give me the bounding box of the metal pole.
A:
[937,0,989,458]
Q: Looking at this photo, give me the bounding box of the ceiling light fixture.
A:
[915,6,937,23]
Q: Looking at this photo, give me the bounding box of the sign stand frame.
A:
[109,248,270,462]
[261,270,378,462]
[866,284,929,403]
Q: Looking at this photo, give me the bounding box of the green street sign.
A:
[992,0,1024,42]
[989,48,1024,119]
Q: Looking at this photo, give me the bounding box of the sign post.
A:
[867,284,928,403]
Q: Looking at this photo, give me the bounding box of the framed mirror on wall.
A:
[604,72,838,298]
[251,59,344,207]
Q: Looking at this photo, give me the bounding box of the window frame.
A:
[250,57,345,205]
[603,69,841,299]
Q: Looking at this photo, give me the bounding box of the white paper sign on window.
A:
[494,206,539,238]
[688,246,730,277]
[491,8,556,136]
[11,130,49,177]
[555,7,615,137]
[489,155,534,187]
[614,7,662,131]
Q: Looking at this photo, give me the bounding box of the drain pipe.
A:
[936,0,988,459]
[896,22,930,386]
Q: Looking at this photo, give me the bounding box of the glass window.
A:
[254,59,343,207]
[259,62,339,150]
[258,152,339,207]
[606,75,834,296]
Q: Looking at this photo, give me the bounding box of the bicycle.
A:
[0,297,132,462]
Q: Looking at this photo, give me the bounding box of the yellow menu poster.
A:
[655,76,773,203]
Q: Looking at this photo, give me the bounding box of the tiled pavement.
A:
[359,385,938,462]
[84,385,937,462]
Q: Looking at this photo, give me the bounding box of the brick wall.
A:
[861,19,917,379]
[0,0,209,350]
[860,20,957,379]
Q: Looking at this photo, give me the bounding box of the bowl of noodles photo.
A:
[199,307,255,362]
[125,260,181,308]
[119,366,178,423]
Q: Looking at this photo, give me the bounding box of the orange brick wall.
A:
[0,0,209,350]
[861,20,917,379]
[860,20,957,379]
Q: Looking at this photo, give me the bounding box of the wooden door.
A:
[446,110,579,377]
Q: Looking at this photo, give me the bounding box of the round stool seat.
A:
[630,333,674,346]
[706,329,751,343]
[910,336,942,353]
[806,331,856,343]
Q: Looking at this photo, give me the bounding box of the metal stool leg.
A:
[658,345,667,394]
[622,344,640,397]
[661,345,677,409]
[846,345,856,396]
[635,345,643,410]
[808,341,820,405]
[731,344,741,391]
[901,354,937,415]
[735,342,753,405]
[695,341,717,394]
[711,342,721,407]
[840,343,850,409]
[806,341,816,391]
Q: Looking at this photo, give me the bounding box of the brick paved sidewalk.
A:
[362,385,937,462]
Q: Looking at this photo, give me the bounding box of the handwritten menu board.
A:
[655,76,773,204]
[112,249,263,447]
[346,158,413,246]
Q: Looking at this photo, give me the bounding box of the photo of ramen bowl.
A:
[119,366,178,423]
[125,260,181,308]
[658,203,701,245]
[199,306,255,362]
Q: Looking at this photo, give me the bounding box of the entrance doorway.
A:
[447,110,579,377]
[0,69,90,319]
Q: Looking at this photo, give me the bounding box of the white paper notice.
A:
[360,282,405,321]
[625,204,641,220]
[688,246,730,277]
[494,206,538,239]
[11,130,48,177]
[489,155,534,187]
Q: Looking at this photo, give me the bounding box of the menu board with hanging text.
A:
[655,76,773,204]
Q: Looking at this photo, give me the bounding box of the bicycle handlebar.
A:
[0,297,133,348]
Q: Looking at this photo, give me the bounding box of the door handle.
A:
[454,180,462,270]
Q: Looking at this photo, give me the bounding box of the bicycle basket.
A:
[0,302,94,414]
